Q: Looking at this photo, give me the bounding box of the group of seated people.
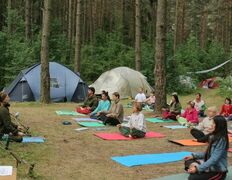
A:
[161,92,231,179]
[76,87,146,138]
[1,87,230,179]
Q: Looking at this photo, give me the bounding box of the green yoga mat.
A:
[146,118,175,123]
[177,117,187,125]
[78,122,105,127]
[55,110,85,116]
[152,166,232,180]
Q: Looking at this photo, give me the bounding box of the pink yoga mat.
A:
[94,132,165,140]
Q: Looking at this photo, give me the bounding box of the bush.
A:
[217,76,232,98]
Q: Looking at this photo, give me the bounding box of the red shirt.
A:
[220,104,232,117]
[181,108,199,123]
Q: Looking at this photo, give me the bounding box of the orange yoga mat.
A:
[168,139,207,146]
[170,135,232,146]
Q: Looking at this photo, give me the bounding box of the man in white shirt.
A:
[135,88,146,103]
[193,93,206,117]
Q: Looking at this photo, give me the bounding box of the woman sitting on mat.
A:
[90,91,111,119]
[219,97,232,120]
[190,106,217,142]
[0,92,25,142]
[162,94,182,120]
[177,101,198,125]
[76,87,98,114]
[184,115,228,180]
[98,92,124,126]
[117,102,146,138]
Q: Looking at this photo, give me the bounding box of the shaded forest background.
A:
[0,0,231,94]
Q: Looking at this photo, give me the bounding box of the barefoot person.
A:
[118,103,146,138]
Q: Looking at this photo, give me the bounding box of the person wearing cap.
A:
[76,87,98,114]
[0,92,24,142]
[190,106,217,142]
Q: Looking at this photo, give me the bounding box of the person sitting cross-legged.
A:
[118,102,146,138]
[98,92,124,126]
[76,87,98,114]
[184,115,228,180]
[190,106,217,142]
[162,94,182,120]
[177,101,198,126]
[90,91,111,119]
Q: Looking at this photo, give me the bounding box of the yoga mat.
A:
[177,117,187,125]
[111,151,191,167]
[146,118,175,123]
[73,117,100,122]
[94,132,165,140]
[163,125,187,129]
[22,137,45,143]
[152,166,232,180]
[168,139,206,146]
[55,110,85,116]
[170,136,232,146]
[78,122,105,127]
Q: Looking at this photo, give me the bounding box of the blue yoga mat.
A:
[22,137,45,143]
[111,151,191,167]
[163,125,187,129]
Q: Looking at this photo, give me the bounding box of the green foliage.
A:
[2,9,38,86]
[217,76,232,98]
[167,35,226,94]
[80,31,135,84]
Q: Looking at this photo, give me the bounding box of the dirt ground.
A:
[0,89,232,180]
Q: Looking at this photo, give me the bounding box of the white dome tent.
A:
[90,67,153,99]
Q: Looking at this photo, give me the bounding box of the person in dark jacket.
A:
[0,92,24,142]
[76,87,98,114]
[184,115,228,180]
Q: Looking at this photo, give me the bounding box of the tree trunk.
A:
[224,0,231,75]
[74,0,81,73]
[40,0,51,104]
[7,0,12,34]
[135,0,141,71]
[154,0,167,114]
[67,0,72,60]
[25,0,31,40]
[199,7,207,49]
[173,0,185,54]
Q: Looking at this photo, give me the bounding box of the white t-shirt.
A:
[193,99,205,111]
[135,93,146,103]
[123,112,146,132]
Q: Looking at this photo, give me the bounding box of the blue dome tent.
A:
[4,62,88,102]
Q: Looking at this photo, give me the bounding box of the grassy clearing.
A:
[0,89,231,180]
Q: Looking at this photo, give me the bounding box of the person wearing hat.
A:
[76,87,98,114]
[0,92,25,142]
